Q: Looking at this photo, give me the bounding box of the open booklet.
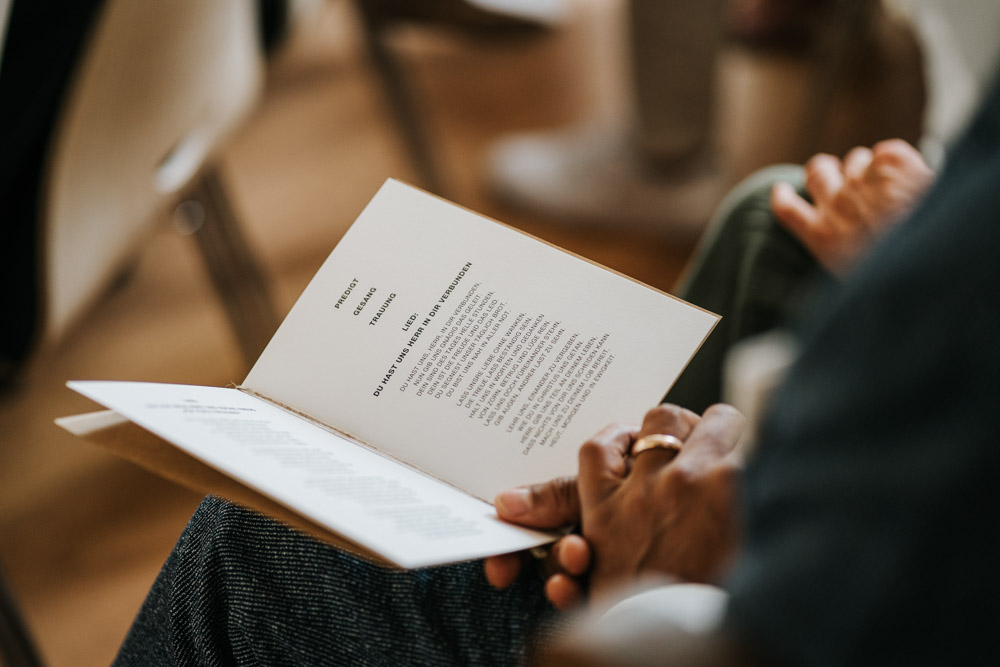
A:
[57,179,718,569]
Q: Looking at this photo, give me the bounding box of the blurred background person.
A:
[482,0,924,234]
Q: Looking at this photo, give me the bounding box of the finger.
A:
[722,445,747,469]
[842,146,873,185]
[484,552,525,589]
[577,423,639,508]
[771,181,819,238]
[870,139,935,186]
[630,404,700,478]
[495,476,580,528]
[638,404,700,440]
[545,573,585,610]
[673,404,747,467]
[553,533,591,577]
[840,146,877,222]
[870,138,924,169]
[804,153,844,204]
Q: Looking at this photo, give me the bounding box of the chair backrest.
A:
[41,0,263,342]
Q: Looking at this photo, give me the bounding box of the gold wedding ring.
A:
[631,433,684,458]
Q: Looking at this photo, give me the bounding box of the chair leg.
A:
[182,167,281,370]
[352,0,448,197]
[0,563,44,667]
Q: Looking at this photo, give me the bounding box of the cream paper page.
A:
[67,381,555,568]
[243,179,718,502]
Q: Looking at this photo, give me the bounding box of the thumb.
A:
[495,476,580,528]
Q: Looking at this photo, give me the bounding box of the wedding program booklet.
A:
[57,179,718,569]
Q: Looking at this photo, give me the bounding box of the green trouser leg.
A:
[664,165,833,414]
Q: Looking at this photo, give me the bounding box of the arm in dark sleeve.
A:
[725,75,1000,667]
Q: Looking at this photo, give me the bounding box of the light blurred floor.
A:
[0,1,923,664]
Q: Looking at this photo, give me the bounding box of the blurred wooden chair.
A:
[1,1,280,664]
[351,0,564,199]
[42,0,280,370]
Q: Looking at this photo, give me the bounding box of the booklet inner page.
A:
[67,381,555,568]
[243,179,718,501]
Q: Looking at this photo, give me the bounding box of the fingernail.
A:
[497,488,531,517]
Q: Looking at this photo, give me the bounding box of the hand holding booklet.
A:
[57,180,718,569]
